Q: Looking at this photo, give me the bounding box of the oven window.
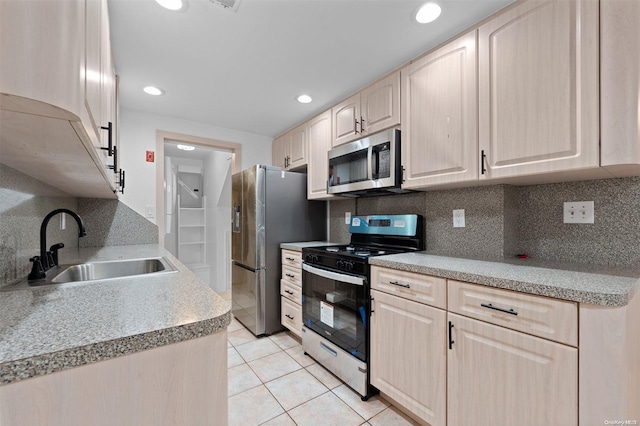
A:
[328,148,368,188]
[302,269,368,362]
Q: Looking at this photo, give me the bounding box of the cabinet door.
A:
[370,290,446,426]
[332,93,361,147]
[307,110,334,199]
[447,313,577,426]
[85,0,102,146]
[401,31,478,189]
[272,134,287,169]
[0,0,84,118]
[478,0,599,179]
[288,124,307,170]
[100,0,116,183]
[281,297,302,338]
[361,72,400,136]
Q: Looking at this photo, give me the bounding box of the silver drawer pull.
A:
[389,281,411,289]
[481,303,518,316]
[285,290,294,295]
[285,273,296,278]
[285,257,295,261]
[320,342,337,357]
[285,314,294,320]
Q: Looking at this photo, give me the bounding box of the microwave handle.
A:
[372,147,380,180]
[367,146,373,180]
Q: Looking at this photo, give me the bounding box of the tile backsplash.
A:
[330,177,640,267]
[0,165,158,285]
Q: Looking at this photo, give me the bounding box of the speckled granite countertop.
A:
[370,252,640,307]
[280,241,337,251]
[0,245,230,386]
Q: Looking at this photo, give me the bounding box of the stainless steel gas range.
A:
[301,214,424,400]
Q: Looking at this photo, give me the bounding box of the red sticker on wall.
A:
[146,151,155,162]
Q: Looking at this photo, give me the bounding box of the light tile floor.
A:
[227,316,419,426]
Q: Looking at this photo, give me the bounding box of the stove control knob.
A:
[313,255,319,263]
[336,260,345,270]
[347,262,354,271]
[305,254,311,262]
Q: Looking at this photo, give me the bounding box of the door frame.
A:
[155,130,241,247]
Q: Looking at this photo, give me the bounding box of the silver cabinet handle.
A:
[389,280,410,289]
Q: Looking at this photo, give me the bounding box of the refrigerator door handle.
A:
[232,205,241,233]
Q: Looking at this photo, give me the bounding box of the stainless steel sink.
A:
[52,258,174,283]
[0,257,178,291]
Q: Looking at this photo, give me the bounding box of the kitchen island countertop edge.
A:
[0,244,231,385]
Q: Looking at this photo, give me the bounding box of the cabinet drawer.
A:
[371,266,446,309]
[448,280,578,346]
[282,250,302,268]
[281,264,302,286]
[281,297,302,338]
[281,279,302,304]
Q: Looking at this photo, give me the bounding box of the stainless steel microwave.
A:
[327,128,406,196]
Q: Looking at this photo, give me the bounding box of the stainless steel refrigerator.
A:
[231,165,326,336]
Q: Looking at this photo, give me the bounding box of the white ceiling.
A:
[108,0,515,138]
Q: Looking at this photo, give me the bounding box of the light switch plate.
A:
[145,205,155,218]
[563,201,594,224]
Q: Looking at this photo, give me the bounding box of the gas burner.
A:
[345,246,355,251]
[326,247,340,252]
[355,250,371,256]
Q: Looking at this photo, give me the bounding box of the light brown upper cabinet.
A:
[272,123,307,171]
[272,134,287,170]
[600,0,640,177]
[307,110,336,199]
[401,31,478,189]
[0,0,119,198]
[332,72,400,147]
[478,0,599,180]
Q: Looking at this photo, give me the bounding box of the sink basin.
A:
[52,258,175,283]
[0,257,178,291]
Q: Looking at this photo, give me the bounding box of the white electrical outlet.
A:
[563,201,594,224]
[345,211,351,225]
[145,205,155,218]
[453,209,465,228]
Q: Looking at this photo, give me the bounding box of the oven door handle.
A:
[303,263,365,286]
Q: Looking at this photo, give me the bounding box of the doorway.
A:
[156,131,241,293]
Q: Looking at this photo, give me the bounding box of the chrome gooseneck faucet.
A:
[28,209,87,281]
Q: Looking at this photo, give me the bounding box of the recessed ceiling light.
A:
[416,2,442,24]
[143,86,165,96]
[177,144,195,151]
[297,94,312,104]
[155,0,184,11]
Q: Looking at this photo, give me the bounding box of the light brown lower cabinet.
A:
[371,266,640,425]
[280,249,303,337]
[447,313,577,426]
[370,289,447,426]
[0,330,228,426]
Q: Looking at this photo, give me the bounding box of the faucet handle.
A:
[27,256,46,281]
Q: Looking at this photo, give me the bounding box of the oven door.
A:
[302,263,368,362]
